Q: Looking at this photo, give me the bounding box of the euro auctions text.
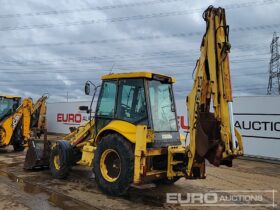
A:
[166,190,277,207]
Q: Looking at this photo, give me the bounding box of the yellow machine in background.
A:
[0,95,47,151]
[26,6,243,196]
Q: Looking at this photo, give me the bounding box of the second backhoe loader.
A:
[0,95,48,151]
[26,6,243,196]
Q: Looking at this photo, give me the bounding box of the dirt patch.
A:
[0,144,278,209]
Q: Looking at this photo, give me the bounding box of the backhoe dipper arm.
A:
[31,95,48,138]
[186,6,243,175]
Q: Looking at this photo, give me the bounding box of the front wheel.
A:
[93,134,134,196]
[50,140,73,179]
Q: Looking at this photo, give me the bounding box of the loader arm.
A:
[63,119,95,146]
[186,6,243,175]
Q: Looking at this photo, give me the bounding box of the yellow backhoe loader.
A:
[0,94,48,151]
[26,6,243,196]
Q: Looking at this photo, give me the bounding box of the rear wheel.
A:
[93,134,134,196]
[12,126,24,152]
[13,142,24,152]
[50,140,73,179]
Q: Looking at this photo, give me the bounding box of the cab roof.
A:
[101,71,176,83]
[0,95,21,99]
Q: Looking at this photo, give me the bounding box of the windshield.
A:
[0,98,19,121]
[0,98,13,120]
[149,80,177,132]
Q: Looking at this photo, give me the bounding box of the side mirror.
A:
[79,106,89,111]
[85,82,91,95]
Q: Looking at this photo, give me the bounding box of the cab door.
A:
[116,78,148,125]
[95,80,117,133]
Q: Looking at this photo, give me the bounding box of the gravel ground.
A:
[0,140,278,210]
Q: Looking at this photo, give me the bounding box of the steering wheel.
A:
[121,103,130,109]
[121,103,131,117]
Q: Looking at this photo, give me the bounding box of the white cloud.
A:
[55,74,75,86]
[0,0,279,102]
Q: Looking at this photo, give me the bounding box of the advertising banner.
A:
[47,96,280,160]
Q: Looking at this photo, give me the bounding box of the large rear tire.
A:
[12,125,25,152]
[13,142,24,152]
[50,140,72,179]
[93,134,134,196]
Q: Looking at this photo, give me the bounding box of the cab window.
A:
[96,81,117,118]
[149,80,177,131]
[117,79,147,124]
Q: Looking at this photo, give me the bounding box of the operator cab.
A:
[0,96,21,121]
[94,72,181,147]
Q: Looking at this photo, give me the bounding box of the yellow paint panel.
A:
[0,95,21,99]
[96,120,154,144]
[101,71,176,83]
[96,120,137,143]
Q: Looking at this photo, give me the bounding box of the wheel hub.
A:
[100,149,121,182]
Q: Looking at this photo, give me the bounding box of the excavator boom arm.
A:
[31,95,48,137]
[186,6,243,175]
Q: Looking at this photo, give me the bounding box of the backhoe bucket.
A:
[195,112,225,166]
[195,119,209,157]
[24,139,51,170]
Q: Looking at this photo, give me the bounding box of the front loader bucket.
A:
[24,139,51,170]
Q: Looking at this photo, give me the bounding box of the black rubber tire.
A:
[50,140,73,179]
[13,142,25,152]
[153,177,180,185]
[12,124,25,152]
[93,134,134,196]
